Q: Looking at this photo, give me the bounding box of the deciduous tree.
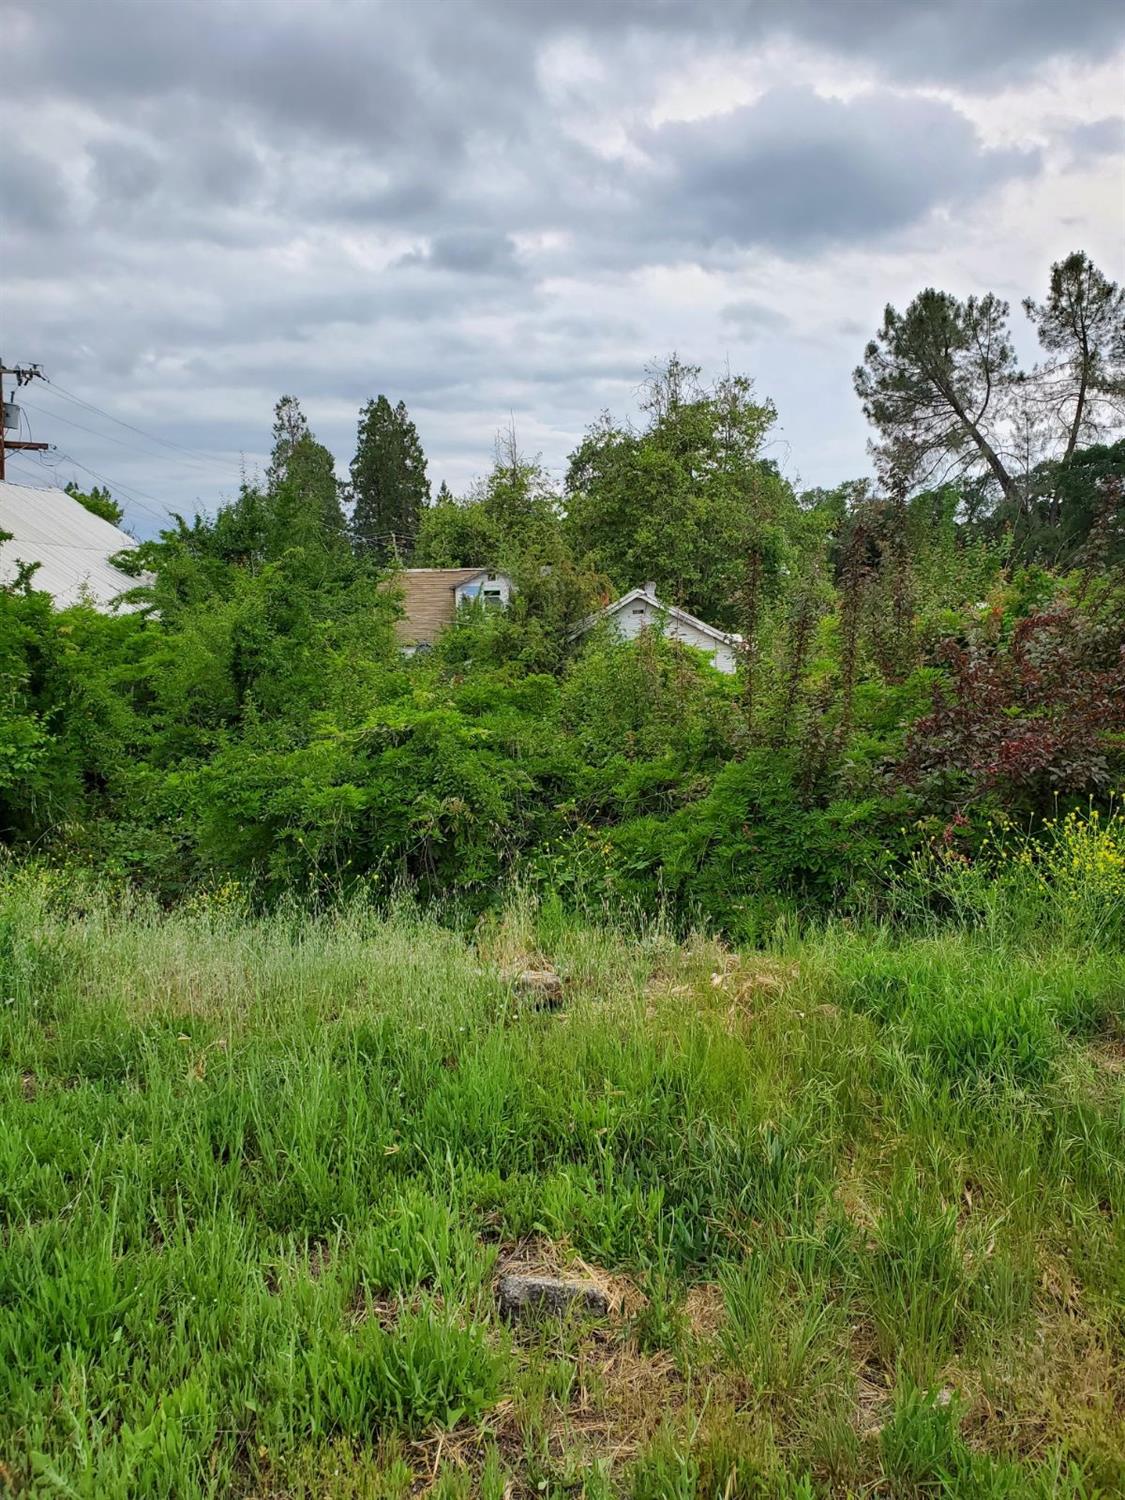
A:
[564,357,788,627]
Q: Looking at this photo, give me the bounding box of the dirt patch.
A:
[555,1338,683,1461]
[393,1241,678,1491]
[849,1319,893,1439]
[834,1169,879,1237]
[854,1366,892,1440]
[711,957,803,1034]
[348,1285,447,1331]
[263,1239,333,1297]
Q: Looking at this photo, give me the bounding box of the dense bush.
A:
[1,386,1121,930]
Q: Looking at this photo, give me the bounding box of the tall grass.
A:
[1,860,1121,1496]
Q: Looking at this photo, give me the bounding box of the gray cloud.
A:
[0,143,72,233]
[89,139,162,205]
[10,1,1122,158]
[407,231,525,276]
[720,301,792,336]
[2,0,1122,533]
[630,88,1040,254]
[1067,116,1125,158]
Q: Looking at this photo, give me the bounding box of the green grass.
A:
[0,868,1122,1497]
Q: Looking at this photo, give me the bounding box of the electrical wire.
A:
[3,458,51,486]
[5,401,179,529]
[43,378,243,473]
[7,447,175,529]
[12,400,188,525]
[52,454,177,527]
[20,395,240,482]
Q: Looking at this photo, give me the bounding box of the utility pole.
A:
[0,361,49,481]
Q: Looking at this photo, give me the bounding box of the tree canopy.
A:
[854,289,1020,504]
[854,252,1125,518]
[0,250,1121,923]
[564,357,794,627]
[1023,250,1125,460]
[350,396,431,560]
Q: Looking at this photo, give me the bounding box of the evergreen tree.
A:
[854,291,1021,508]
[350,396,431,560]
[1023,251,1125,461]
[264,395,346,553]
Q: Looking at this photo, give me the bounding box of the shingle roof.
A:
[0,480,145,610]
[383,567,489,646]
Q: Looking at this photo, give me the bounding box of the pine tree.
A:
[854,291,1021,508]
[1023,251,1125,462]
[350,397,431,560]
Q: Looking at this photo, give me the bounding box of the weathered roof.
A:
[572,586,741,646]
[383,567,491,647]
[0,481,145,610]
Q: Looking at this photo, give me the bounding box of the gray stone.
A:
[496,1273,609,1321]
[513,969,565,1007]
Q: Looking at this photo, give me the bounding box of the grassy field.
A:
[1,869,1122,1497]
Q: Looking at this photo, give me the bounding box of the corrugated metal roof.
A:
[0,480,147,610]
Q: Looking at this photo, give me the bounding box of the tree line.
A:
[1,248,1121,926]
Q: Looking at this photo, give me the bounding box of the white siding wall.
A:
[454,572,513,608]
[605,598,738,673]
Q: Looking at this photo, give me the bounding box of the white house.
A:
[572,582,741,674]
[0,480,145,610]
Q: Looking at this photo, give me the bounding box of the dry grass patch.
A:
[682,1282,726,1343]
[494,1236,647,1323]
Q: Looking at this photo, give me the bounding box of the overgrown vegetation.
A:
[2,265,1123,917]
[0,846,1121,1495]
[1,251,1122,1495]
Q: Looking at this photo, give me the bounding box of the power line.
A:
[52,454,177,527]
[23,393,240,482]
[10,447,175,529]
[43,379,242,473]
[3,458,51,486]
[4,362,186,532]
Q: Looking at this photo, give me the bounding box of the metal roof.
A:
[0,480,147,610]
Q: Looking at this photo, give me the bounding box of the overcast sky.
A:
[3,0,1124,536]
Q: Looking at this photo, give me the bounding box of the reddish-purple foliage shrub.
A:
[900,600,1125,809]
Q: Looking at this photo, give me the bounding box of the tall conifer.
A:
[350,397,431,559]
